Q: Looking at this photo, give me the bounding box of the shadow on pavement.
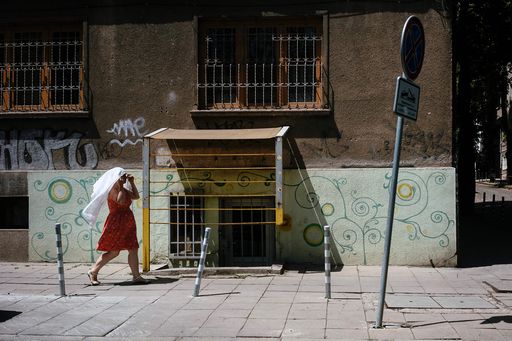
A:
[458,201,512,267]
[115,277,179,286]
[284,263,344,273]
[481,315,512,324]
[0,310,21,322]
[197,291,240,297]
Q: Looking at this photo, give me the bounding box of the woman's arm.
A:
[126,174,140,200]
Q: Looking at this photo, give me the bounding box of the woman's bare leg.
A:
[89,250,120,280]
[127,248,141,279]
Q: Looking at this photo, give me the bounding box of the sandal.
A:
[132,276,150,284]
[87,270,101,286]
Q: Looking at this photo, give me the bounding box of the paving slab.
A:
[238,318,285,338]
[367,325,415,340]
[484,279,512,293]
[288,303,326,320]
[325,327,369,339]
[410,323,459,339]
[433,295,496,309]
[249,302,291,319]
[403,312,445,323]
[193,326,241,337]
[282,319,325,338]
[454,327,508,340]
[326,313,368,329]
[385,294,441,308]
[98,306,175,337]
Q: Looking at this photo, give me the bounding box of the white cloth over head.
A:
[82,167,126,227]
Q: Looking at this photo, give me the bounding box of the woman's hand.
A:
[124,174,140,200]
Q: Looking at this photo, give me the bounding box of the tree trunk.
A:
[500,80,512,184]
[482,77,501,181]
[453,1,475,215]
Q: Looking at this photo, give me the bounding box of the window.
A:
[169,193,205,259]
[197,18,324,110]
[0,24,86,114]
[0,197,28,229]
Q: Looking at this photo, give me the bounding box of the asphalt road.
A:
[475,182,512,203]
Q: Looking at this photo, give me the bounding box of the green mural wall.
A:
[280,168,456,266]
[28,167,456,266]
[29,171,143,263]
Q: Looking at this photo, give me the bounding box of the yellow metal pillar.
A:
[142,136,151,272]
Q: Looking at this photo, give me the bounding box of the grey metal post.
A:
[193,227,211,297]
[54,223,66,296]
[324,225,331,299]
[275,126,289,226]
[375,115,404,328]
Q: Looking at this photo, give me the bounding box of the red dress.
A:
[96,193,139,251]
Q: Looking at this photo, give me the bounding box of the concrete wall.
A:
[1,1,452,170]
[0,230,29,262]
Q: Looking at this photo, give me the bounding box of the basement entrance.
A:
[142,126,289,271]
[219,197,275,266]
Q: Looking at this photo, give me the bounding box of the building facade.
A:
[0,0,455,267]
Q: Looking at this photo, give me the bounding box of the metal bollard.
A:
[55,223,66,296]
[324,225,331,299]
[193,227,211,297]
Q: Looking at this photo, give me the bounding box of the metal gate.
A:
[219,197,275,266]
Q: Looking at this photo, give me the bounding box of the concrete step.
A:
[146,263,284,277]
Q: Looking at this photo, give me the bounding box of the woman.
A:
[82,167,149,285]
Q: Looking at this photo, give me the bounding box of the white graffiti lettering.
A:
[106,117,147,146]
[0,129,98,170]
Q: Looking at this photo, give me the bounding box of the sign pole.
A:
[375,15,424,328]
[375,114,404,328]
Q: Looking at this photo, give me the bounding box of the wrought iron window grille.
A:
[197,26,327,110]
[1,31,87,114]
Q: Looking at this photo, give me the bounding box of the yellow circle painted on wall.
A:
[48,179,73,204]
[303,223,324,247]
[321,203,335,216]
[397,183,414,200]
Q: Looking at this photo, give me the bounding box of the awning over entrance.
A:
[145,127,289,140]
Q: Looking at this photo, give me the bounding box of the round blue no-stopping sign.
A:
[400,16,425,80]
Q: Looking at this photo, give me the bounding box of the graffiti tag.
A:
[106,117,147,147]
[0,129,98,170]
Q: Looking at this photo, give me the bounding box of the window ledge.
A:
[191,108,331,117]
[0,111,89,119]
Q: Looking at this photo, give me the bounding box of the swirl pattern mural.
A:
[28,168,455,266]
[31,173,102,262]
[284,168,456,265]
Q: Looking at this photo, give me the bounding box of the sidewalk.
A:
[1,262,512,340]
